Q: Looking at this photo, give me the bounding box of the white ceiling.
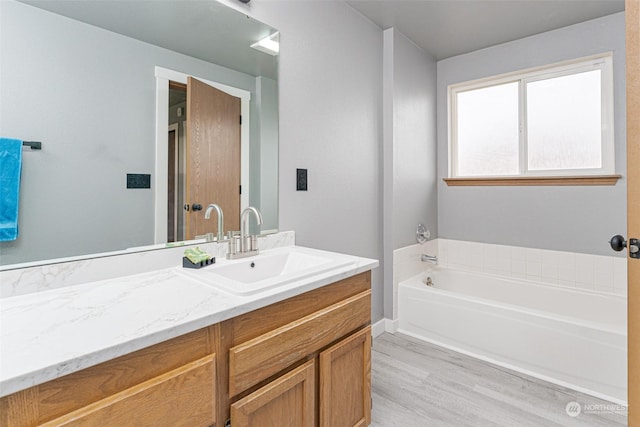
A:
[346,0,625,60]
[19,0,625,71]
[18,0,279,80]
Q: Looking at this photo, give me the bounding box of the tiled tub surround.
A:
[392,239,438,319]
[437,239,627,296]
[0,232,378,397]
[393,238,627,403]
[393,239,627,304]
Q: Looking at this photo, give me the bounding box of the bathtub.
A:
[397,267,627,404]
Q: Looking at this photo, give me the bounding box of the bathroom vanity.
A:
[0,244,376,427]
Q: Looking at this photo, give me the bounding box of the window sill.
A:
[443,175,622,186]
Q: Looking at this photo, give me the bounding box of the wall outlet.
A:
[296,169,308,191]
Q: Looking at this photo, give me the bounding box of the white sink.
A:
[179,246,354,296]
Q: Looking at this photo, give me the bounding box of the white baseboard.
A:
[371,318,399,338]
[371,319,386,338]
[385,318,399,333]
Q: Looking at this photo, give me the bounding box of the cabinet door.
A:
[231,360,315,427]
[319,327,371,427]
[40,354,216,427]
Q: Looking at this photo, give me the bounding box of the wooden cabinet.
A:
[229,327,371,427]
[0,271,372,427]
[0,327,218,427]
[40,355,216,427]
[319,327,371,427]
[227,272,372,427]
[231,360,315,427]
[228,290,370,396]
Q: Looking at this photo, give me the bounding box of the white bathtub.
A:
[398,267,627,404]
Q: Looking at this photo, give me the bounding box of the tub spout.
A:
[421,254,437,264]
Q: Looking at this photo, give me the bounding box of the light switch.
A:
[127,173,151,189]
[296,169,307,191]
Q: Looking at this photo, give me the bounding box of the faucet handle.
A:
[416,223,430,244]
[228,234,241,255]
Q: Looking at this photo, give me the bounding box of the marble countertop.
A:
[0,246,377,398]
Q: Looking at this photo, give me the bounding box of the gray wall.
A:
[383,28,437,318]
[226,0,384,322]
[436,13,626,256]
[390,30,438,249]
[257,76,279,233]
[0,1,271,265]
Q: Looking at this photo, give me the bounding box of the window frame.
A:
[447,53,615,180]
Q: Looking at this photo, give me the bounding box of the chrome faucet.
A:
[421,254,438,264]
[228,206,263,259]
[240,207,263,252]
[204,204,224,241]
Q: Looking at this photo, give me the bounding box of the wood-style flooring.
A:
[370,333,627,427]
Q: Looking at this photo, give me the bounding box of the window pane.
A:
[456,82,519,176]
[527,70,601,171]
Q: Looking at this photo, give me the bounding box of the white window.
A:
[448,53,614,178]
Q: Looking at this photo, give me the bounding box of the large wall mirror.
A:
[0,0,279,267]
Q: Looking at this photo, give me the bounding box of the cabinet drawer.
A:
[40,354,217,427]
[231,272,371,344]
[0,327,215,426]
[229,290,371,396]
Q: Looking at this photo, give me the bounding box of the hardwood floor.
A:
[370,333,627,427]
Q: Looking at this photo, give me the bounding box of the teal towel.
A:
[0,138,23,241]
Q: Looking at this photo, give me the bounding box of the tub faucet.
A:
[421,254,438,264]
[204,204,224,241]
[228,206,263,259]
